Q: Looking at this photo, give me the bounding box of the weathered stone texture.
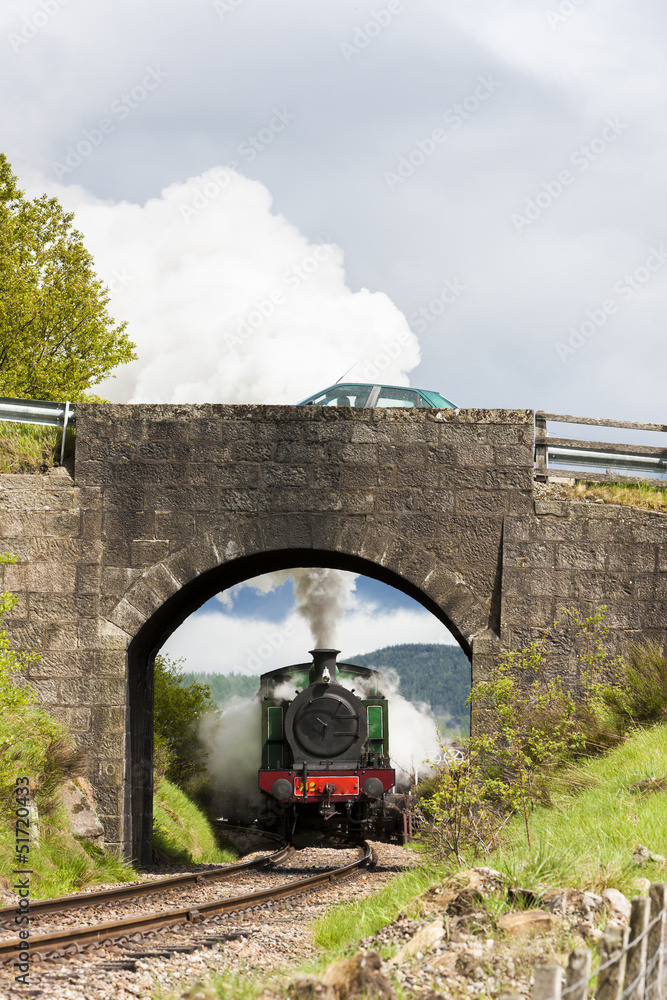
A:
[1,404,665,858]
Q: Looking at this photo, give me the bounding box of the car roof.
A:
[297,383,457,408]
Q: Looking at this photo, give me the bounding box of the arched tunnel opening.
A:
[127,549,472,863]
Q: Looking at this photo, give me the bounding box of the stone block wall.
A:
[0,403,664,857]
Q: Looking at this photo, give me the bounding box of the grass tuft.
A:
[313,864,441,953]
[152,778,237,864]
[0,424,74,473]
[568,480,667,514]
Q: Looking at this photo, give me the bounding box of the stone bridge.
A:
[2,404,665,861]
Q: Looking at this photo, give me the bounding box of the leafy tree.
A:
[153,655,216,788]
[0,154,136,401]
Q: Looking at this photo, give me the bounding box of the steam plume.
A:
[218,568,357,649]
[20,166,420,405]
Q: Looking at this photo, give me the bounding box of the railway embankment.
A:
[247,723,667,1000]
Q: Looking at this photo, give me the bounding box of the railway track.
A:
[0,843,291,927]
[0,842,374,965]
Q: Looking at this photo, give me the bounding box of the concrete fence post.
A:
[565,947,591,1000]
[625,896,651,1000]
[647,883,667,999]
[596,926,630,1000]
[533,964,563,999]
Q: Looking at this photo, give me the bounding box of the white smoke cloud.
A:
[20,165,420,404]
[339,668,442,789]
[199,697,265,824]
[162,601,453,675]
[218,568,358,649]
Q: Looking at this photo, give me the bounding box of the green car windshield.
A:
[304,384,374,407]
[299,383,456,409]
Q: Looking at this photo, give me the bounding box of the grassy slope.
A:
[0,799,136,900]
[313,724,667,952]
[490,723,667,895]
[153,778,236,864]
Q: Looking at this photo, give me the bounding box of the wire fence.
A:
[524,882,667,1000]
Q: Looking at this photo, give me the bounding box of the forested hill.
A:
[183,643,471,731]
[181,671,258,705]
[346,643,471,724]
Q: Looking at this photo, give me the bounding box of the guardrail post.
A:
[535,412,548,471]
[647,884,667,999]
[59,401,70,465]
[625,897,651,1000]
[565,947,592,1000]
[533,964,562,999]
[596,926,629,1000]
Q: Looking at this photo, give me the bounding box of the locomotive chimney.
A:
[309,648,339,685]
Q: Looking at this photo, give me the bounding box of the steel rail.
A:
[0,843,373,962]
[0,845,291,922]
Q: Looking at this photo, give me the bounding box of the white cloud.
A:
[20,165,420,404]
[161,602,455,676]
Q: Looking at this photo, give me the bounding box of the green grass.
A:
[568,480,667,514]
[0,423,74,472]
[312,863,441,953]
[0,805,137,899]
[487,723,667,895]
[152,778,237,864]
[313,724,667,959]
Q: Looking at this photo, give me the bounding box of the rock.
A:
[633,878,651,895]
[287,978,336,1000]
[60,778,105,846]
[497,909,554,936]
[582,891,603,911]
[320,951,396,1000]
[602,888,631,922]
[388,918,444,964]
[410,867,505,918]
[431,952,457,972]
[543,892,567,914]
[632,844,666,865]
[629,777,667,796]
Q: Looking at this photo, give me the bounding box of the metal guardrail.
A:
[535,412,667,480]
[0,397,75,465]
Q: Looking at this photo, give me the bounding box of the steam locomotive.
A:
[258,648,412,843]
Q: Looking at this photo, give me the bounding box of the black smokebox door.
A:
[292,690,359,756]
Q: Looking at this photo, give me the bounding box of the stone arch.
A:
[111,513,490,861]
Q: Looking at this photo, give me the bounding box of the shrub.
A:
[419,603,629,860]
[153,654,216,789]
[603,640,667,726]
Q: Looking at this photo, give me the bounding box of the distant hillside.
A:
[181,671,259,705]
[183,643,471,736]
[348,643,471,733]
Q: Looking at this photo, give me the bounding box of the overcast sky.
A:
[4,0,665,668]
